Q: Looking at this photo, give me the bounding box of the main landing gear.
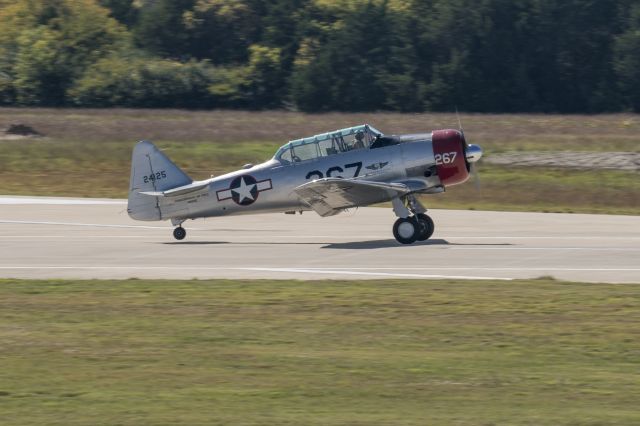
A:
[173,226,186,240]
[172,219,186,240]
[391,196,435,245]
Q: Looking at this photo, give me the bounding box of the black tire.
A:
[393,217,418,244]
[173,227,186,240]
[415,213,435,241]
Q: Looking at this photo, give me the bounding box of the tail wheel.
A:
[393,217,418,244]
[173,227,186,240]
[415,213,435,241]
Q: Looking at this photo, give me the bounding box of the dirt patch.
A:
[6,123,41,136]
[1,123,43,140]
[484,152,640,171]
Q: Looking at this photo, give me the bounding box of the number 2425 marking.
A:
[143,170,167,183]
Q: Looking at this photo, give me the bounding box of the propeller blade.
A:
[471,163,481,191]
[455,107,480,191]
[455,107,464,137]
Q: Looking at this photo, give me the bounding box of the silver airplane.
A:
[128,124,482,244]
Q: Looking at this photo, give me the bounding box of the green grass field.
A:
[1,278,639,425]
[1,108,639,214]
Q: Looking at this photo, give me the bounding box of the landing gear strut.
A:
[173,226,186,240]
[391,196,435,244]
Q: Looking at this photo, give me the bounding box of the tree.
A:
[98,0,139,27]
[0,0,638,111]
[614,3,640,112]
[205,45,285,108]
[291,0,418,111]
[181,0,260,63]
[133,0,194,59]
[245,44,285,108]
[0,0,130,105]
[523,0,622,112]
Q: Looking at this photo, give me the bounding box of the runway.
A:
[1,196,639,283]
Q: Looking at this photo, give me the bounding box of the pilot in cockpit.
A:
[352,131,365,150]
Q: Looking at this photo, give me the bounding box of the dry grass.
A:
[2,108,639,149]
[427,166,640,214]
[1,108,639,213]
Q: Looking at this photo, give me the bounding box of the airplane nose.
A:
[465,144,483,163]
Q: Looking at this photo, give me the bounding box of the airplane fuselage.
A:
[150,137,436,221]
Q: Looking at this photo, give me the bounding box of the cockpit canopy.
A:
[274,124,382,163]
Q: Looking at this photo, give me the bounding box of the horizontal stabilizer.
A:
[140,180,210,197]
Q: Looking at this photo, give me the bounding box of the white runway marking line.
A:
[2,266,639,278]
[1,236,169,239]
[0,197,126,205]
[2,221,640,241]
[266,267,640,272]
[2,233,637,252]
[2,230,640,245]
[0,220,172,230]
[240,268,512,280]
[2,266,639,271]
[448,247,640,251]
[443,236,640,240]
[3,235,152,237]
[0,265,509,280]
[2,218,640,241]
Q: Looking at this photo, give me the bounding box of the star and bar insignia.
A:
[365,161,389,171]
[216,175,272,206]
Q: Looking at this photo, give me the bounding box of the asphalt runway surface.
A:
[1,196,639,283]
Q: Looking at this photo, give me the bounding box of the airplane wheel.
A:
[393,217,418,244]
[415,213,435,241]
[173,227,186,240]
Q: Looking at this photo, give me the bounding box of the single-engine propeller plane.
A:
[128,124,482,244]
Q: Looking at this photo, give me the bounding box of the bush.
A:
[69,55,218,108]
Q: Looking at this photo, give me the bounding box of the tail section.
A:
[127,140,192,221]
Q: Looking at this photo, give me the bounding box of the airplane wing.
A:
[293,178,441,217]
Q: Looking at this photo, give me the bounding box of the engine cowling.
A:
[432,129,470,187]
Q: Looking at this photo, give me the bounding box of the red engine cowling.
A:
[432,129,469,187]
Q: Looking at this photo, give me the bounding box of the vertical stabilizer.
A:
[127,140,192,221]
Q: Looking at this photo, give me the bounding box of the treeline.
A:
[0,0,639,112]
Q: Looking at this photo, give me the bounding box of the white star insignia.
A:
[232,177,256,202]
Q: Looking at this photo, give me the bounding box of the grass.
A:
[427,166,640,215]
[1,278,639,425]
[0,108,639,213]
